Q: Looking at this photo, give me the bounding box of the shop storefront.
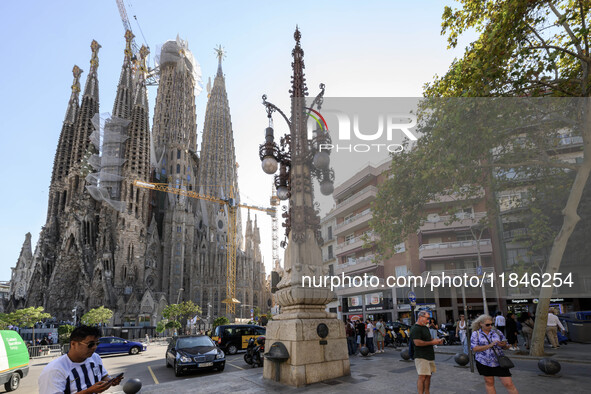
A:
[507,298,575,315]
[342,291,394,322]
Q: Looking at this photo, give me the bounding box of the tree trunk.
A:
[530,99,591,356]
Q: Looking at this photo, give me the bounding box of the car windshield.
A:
[177,336,214,349]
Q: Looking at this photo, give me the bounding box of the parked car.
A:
[95,336,146,356]
[0,330,29,392]
[166,335,225,377]
[211,324,266,355]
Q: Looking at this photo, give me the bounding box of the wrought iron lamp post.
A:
[258,27,349,387]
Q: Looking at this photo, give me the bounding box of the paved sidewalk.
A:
[113,345,591,393]
[435,342,591,364]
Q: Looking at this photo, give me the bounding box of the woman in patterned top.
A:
[470,315,518,394]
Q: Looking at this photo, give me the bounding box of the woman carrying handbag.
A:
[470,315,518,394]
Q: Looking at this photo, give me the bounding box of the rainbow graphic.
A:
[305,107,328,132]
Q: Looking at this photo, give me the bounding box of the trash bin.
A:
[559,311,591,343]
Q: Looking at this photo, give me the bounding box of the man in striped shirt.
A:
[38,325,123,393]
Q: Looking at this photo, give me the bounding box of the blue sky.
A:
[0,1,476,281]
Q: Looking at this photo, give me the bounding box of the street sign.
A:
[408,291,416,303]
[410,301,416,307]
[477,266,483,276]
[250,309,254,313]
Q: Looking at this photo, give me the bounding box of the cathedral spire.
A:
[214,45,226,77]
[46,65,83,220]
[70,40,101,171]
[112,30,134,119]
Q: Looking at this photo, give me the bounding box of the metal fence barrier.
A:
[28,344,65,359]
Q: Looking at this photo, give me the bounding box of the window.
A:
[456,231,473,241]
[176,164,180,174]
[177,149,181,159]
[327,245,333,259]
[177,226,182,233]
[345,234,355,244]
[328,264,334,276]
[394,242,406,253]
[327,226,333,240]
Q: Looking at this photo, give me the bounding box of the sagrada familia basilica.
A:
[7,31,271,324]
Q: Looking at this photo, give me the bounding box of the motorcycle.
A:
[384,328,396,347]
[244,335,265,368]
[437,328,450,345]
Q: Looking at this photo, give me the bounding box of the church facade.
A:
[8,32,271,325]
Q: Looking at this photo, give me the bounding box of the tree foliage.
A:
[372,0,591,357]
[213,317,229,331]
[80,306,113,326]
[162,301,202,331]
[58,325,75,344]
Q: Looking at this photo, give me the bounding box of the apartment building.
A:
[331,161,401,323]
[320,213,339,318]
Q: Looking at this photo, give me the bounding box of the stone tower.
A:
[151,37,199,304]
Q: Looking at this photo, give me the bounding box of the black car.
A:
[166,335,225,377]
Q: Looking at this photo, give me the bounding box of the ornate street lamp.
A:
[258,27,349,387]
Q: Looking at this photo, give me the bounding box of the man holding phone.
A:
[39,325,124,393]
[410,311,443,394]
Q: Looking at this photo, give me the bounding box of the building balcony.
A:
[335,254,380,275]
[332,186,378,218]
[335,209,372,236]
[336,234,377,256]
[419,212,487,234]
[503,228,528,240]
[418,239,492,261]
[421,266,494,282]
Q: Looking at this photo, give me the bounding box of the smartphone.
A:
[105,372,124,386]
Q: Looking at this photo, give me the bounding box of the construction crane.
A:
[133,180,275,317]
[115,0,159,85]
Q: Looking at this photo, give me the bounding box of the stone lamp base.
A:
[262,316,350,387]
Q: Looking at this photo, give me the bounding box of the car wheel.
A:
[217,364,225,372]
[4,373,20,392]
[129,346,140,355]
[227,344,238,355]
[174,362,183,377]
[166,357,171,368]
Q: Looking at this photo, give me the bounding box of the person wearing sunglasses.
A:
[470,315,518,394]
[38,325,124,393]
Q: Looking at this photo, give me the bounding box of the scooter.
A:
[244,336,265,368]
[437,328,450,345]
[384,328,397,347]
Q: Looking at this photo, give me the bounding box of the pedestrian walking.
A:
[355,320,366,350]
[546,308,565,349]
[366,319,375,354]
[518,313,534,350]
[470,314,518,394]
[38,325,124,394]
[375,318,386,353]
[410,310,443,394]
[456,314,469,354]
[505,312,519,350]
[495,311,506,335]
[345,320,356,355]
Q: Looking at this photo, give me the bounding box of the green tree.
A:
[372,0,591,356]
[0,313,14,330]
[58,325,75,344]
[162,301,201,334]
[213,316,229,331]
[156,321,166,334]
[81,306,113,326]
[11,307,51,342]
[81,306,113,335]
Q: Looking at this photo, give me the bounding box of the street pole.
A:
[471,224,489,316]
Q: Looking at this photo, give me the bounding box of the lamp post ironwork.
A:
[258,27,350,387]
